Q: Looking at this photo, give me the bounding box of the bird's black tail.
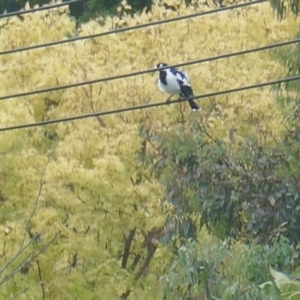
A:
[188,99,201,111]
[180,85,201,111]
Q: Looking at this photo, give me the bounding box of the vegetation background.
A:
[0,0,300,299]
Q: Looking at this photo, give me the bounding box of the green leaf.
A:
[270,267,290,285]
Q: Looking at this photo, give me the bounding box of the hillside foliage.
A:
[0,0,300,299]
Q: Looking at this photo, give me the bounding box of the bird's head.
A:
[155,63,168,69]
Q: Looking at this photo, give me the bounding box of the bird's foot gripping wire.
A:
[177,95,183,102]
[165,94,174,104]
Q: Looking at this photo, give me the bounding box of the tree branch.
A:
[120,227,164,299]
[129,254,141,272]
[135,241,157,280]
[121,228,136,269]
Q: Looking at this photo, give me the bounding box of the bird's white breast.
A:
[158,70,182,95]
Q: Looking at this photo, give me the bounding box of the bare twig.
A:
[147,138,161,153]
[0,249,35,285]
[6,287,29,300]
[36,259,45,300]
[20,139,60,249]
[69,252,78,270]
[0,242,6,265]
[83,226,90,237]
[0,231,61,286]
[178,102,186,124]
[150,157,165,177]
[0,234,39,276]
[89,86,106,128]
[198,125,219,144]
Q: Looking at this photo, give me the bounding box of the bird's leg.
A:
[166,94,174,104]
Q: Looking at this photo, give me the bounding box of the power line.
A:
[0,0,85,19]
[1,37,299,101]
[0,0,266,56]
[1,74,299,132]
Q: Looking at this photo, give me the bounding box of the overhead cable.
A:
[0,0,85,19]
[0,0,266,56]
[0,37,299,101]
[0,74,299,132]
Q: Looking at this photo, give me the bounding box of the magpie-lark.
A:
[155,63,200,111]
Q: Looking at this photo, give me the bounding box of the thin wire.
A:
[0,0,266,56]
[1,74,299,132]
[0,37,298,101]
[0,0,85,19]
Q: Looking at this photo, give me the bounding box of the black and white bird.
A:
[155,63,200,111]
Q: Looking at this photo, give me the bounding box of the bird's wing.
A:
[175,71,193,97]
[181,71,190,81]
[175,71,190,86]
[180,84,194,98]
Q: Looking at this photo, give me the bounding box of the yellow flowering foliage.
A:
[0,0,299,298]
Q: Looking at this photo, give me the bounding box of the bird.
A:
[155,63,200,111]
